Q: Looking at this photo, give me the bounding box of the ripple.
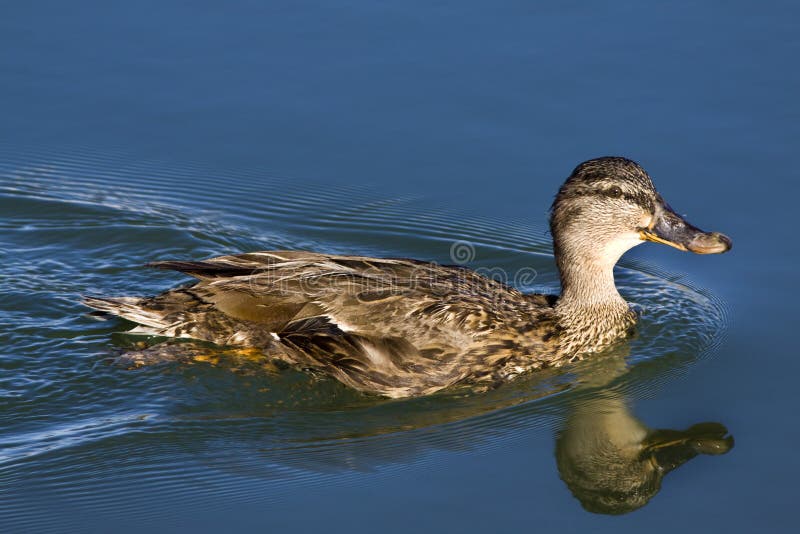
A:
[0,145,729,530]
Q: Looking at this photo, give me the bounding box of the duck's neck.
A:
[553,248,636,352]
[556,259,626,311]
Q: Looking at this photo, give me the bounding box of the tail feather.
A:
[146,260,256,279]
[82,296,167,329]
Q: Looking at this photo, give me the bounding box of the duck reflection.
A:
[555,354,733,514]
[107,341,734,516]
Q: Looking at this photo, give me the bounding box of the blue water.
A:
[1,1,798,532]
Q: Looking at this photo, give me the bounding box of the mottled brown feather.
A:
[87,251,574,397]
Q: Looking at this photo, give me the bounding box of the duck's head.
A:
[550,157,731,292]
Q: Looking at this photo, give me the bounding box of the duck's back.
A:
[86,251,560,397]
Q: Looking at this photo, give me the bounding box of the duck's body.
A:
[86,157,731,398]
[87,251,571,397]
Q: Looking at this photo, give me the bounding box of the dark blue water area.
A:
[1,1,799,532]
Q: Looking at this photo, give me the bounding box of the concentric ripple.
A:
[0,145,728,530]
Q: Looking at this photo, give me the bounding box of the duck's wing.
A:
[93,251,548,396]
[148,250,528,341]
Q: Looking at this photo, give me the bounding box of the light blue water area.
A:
[1,1,798,532]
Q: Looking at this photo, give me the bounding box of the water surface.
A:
[1,1,798,532]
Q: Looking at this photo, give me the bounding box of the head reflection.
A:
[554,354,733,515]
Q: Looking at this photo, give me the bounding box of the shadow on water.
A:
[0,147,733,523]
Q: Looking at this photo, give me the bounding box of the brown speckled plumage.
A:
[85,157,731,398]
[86,252,565,397]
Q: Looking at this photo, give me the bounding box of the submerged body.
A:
[85,157,731,398]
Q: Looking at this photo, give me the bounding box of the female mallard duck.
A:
[85,157,731,398]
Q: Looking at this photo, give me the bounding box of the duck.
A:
[84,157,731,398]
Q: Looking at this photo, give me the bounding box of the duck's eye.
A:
[607,186,622,198]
